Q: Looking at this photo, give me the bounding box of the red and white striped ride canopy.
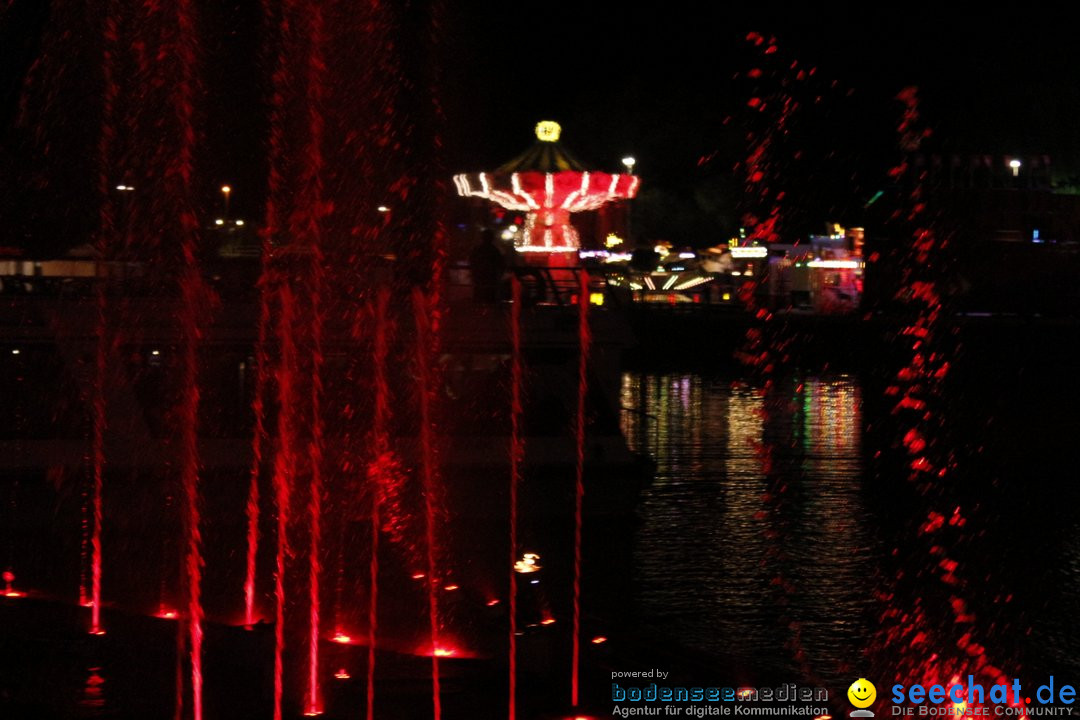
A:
[453,121,640,253]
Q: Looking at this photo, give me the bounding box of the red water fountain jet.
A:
[296,2,329,713]
[243,258,271,629]
[509,276,525,720]
[413,286,443,720]
[246,0,299,635]
[177,129,206,720]
[79,478,90,608]
[87,0,122,638]
[88,257,107,632]
[571,270,591,708]
[306,352,325,719]
[272,284,298,720]
[330,521,347,647]
[366,287,392,720]
[165,0,208,716]
[88,300,106,637]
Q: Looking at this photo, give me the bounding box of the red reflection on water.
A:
[80,666,106,711]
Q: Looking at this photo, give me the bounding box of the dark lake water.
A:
[620,353,1080,697]
[3,321,1080,718]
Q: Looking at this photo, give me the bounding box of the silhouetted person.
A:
[469,228,505,303]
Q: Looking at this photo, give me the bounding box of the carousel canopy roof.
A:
[453,121,639,213]
[496,122,589,173]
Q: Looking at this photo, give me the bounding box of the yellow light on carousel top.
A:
[535,120,562,143]
[605,233,623,248]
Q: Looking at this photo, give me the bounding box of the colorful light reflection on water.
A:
[623,372,873,687]
[622,364,1080,700]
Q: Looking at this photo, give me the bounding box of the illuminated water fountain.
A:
[0,0,662,715]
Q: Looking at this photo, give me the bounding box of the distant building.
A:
[864,153,1080,315]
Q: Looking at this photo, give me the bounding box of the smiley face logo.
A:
[847,678,877,709]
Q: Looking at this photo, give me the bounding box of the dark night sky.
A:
[440,4,1080,241]
[2,2,1079,251]
[441,4,1080,175]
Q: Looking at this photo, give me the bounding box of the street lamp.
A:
[1009,159,1021,177]
[620,157,636,246]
